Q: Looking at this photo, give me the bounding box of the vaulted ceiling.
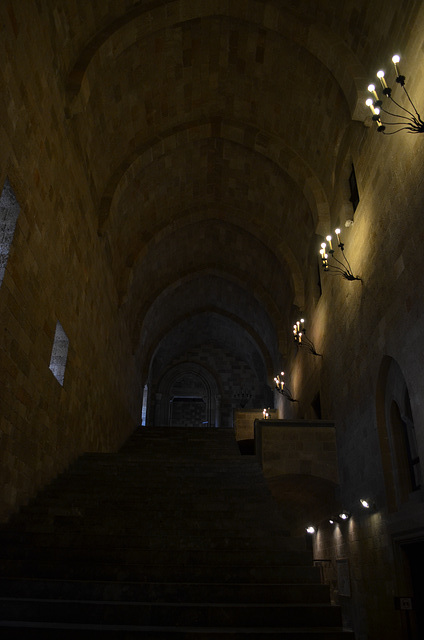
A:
[50,0,400,382]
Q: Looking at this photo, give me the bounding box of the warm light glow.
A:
[366,98,373,107]
[335,228,341,235]
[306,526,315,534]
[367,84,381,104]
[329,519,335,525]
[392,54,401,78]
[339,511,350,520]
[377,70,388,90]
[321,242,326,249]
[360,499,370,509]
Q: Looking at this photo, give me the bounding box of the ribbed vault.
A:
[52,0,382,421]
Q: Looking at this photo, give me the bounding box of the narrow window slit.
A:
[49,321,69,386]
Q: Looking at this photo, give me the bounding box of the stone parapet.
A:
[254,419,339,485]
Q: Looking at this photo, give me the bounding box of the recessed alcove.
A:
[0,177,20,287]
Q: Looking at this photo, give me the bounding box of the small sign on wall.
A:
[337,558,351,597]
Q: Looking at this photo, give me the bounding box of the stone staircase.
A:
[0,427,354,638]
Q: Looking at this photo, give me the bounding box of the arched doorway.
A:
[376,356,423,639]
[169,372,208,428]
[375,356,421,512]
[154,363,221,428]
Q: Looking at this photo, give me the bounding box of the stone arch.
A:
[139,301,276,386]
[114,202,306,311]
[375,356,422,513]
[99,119,329,240]
[65,1,366,121]
[153,362,221,428]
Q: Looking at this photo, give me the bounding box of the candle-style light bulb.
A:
[321,242,326,249]
[366,98,376,114]
[392,54,400,77]
[326,234,333,251]
[377,69,389,91]
[367,83,380,104]
[335,228,341,244]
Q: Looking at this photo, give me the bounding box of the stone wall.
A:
[1,2,424,639]
[0,2,140,520]
[255,419,338,485]
[233,409,277,442]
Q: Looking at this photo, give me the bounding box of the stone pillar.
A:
[154,393,162,426]
[215,395,221,428]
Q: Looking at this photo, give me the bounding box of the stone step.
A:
[1,513,286,533]
[0,427,351,637]
[0,559,321,584]
[0,546,311,568]
[0,526,287,540]
[0,622,354,638]
[0,579,331,604]
[0,598,343,628]
[0,532,298,551]
[13,499,280,513]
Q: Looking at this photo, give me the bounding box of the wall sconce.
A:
[319,228,361,282]
[234,389,252,408]
[274,371,297,403]
[293,319,322,357]
[338,510,351,521]
[262,408,270,419]
[360,498,376,511]
[366,54,424,134]
[306,525,316,534]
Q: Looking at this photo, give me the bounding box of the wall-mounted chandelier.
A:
[274,371,297,403]
[366,54,424,135]
[319,228,361,282]
[234,389,252,408]
[293,319,321,357]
